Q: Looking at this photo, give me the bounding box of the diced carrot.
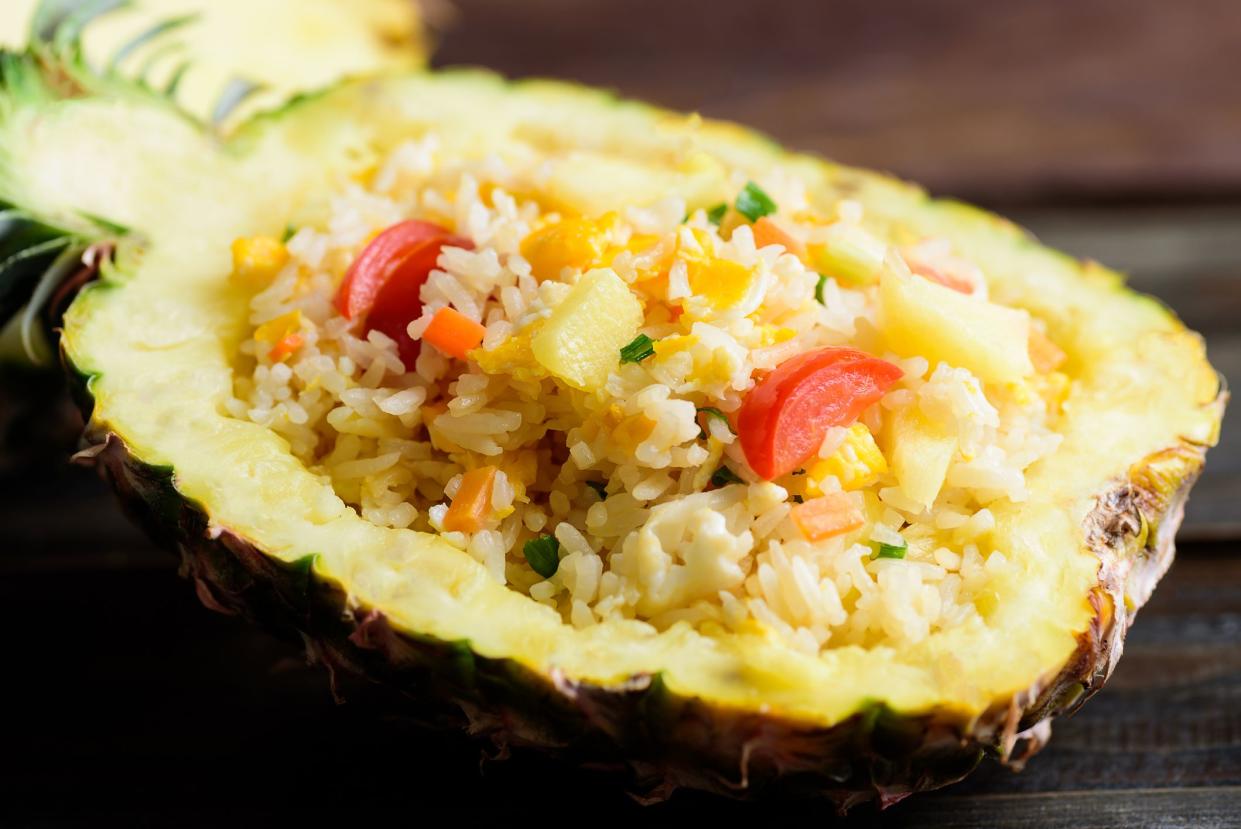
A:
[268,333,304,362]
[423,307,487,360]
[442,466,498,534]
[790,492,865,541]
[751,216,807,259]
[1028,327,1067,373]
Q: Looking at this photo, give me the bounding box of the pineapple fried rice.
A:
[225,135,1068,655]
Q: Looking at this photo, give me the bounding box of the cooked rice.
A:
[225,136,1065,654]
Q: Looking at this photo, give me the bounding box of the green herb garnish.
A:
[735,182,777,222]
[585,480,608,500]
[523,535,561,578]
[281,224,297,243]
[814,274,828,305]
[619,333,657,364]
[706,203,728,226]
[873,540,908,560]
[709,465,745,488]
[695,406,735,439]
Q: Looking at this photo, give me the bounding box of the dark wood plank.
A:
[433,0,1241,204]
[873,788,1241,829]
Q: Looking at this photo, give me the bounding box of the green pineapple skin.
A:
[69,358,1216,809]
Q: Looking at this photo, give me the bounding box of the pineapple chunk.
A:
[230,236,288,287]
[884,406,958,510]
[807,223,887,286]
[810,423,887,492]
[531,268,643,391]
[879,257,1033,384]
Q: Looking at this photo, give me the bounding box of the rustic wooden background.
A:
[2,0,1239,825]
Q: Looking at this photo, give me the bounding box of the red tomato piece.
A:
[334,220,473,366]
[738,347,903,480]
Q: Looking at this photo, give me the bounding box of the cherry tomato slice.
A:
[738,346,903,480]
[334,220,473,365]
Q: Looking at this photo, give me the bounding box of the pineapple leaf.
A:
[75,211,130,237]
[163,60,192,97]
[19,242,84,363]
[32,0,131,49]
[211,77,264,127]
[135,38,187,83]
[0,235,76,356]
[108,13,200,71]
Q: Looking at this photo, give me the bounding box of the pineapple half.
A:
[0,35,1224,809]
[0,0,426,125]
[0,0,425,464]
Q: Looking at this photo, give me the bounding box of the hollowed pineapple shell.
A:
[0,39,1224,810]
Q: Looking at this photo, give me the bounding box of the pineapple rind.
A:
[70,418,1213,808]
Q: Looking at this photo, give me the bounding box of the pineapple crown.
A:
[25,0,263,126]
[0,2,296,364]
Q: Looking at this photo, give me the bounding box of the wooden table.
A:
[3,0,1240,823]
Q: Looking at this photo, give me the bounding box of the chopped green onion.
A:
[814,274,828,305]
[709,465,745,488]
[523,535,561,578]
[695,406,735,439]
[735,182,777,222]
[585,480,608,500]
[706,203,728,226]
[873,540,908,560]
[281,225,297,243]
[619,333,657,364]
